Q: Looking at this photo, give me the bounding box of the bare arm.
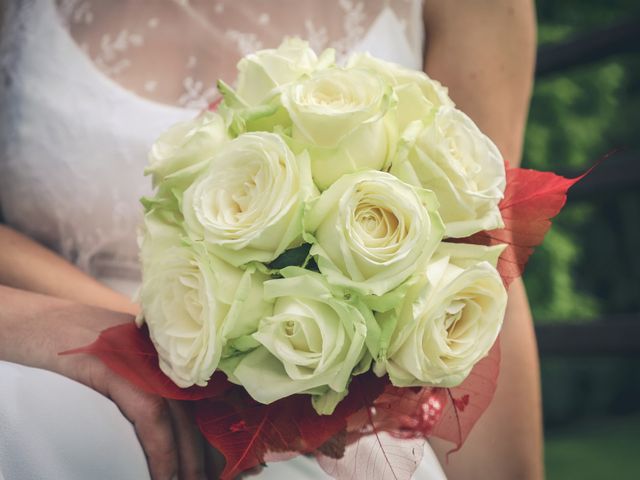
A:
[0,226,207,478]
[422,1,543,479]
[0,284,207,480]
[0,224,138,314]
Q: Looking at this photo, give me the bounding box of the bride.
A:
[0,1,542,478]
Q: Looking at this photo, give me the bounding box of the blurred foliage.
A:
[541,357,640,424]
[545,411,640,479]
[522,0,640,322]
[524,3,640,455]
[535,0,640,33]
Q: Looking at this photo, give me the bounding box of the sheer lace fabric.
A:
[56,0,425,109]
[0,0,424,292]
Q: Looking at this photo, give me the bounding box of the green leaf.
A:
[267,243,312,270]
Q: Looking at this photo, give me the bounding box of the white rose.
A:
[146,112,229,189]
[348,52,454,131]
[139,213,271,388]
[282,67,395,190]
[231,268,371,414]
[375,242,507,387]
[181,132,316,266]
[235,37,335,106]
[390,108,506,238]
[305,170,444,307]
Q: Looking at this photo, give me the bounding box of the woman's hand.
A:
[0,285,207,480]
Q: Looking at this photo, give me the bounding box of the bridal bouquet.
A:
[72,39,584,479]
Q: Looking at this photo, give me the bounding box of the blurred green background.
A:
[524,1,640,478]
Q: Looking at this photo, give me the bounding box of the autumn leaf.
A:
[61,322,231,400]
[464,167,586,287]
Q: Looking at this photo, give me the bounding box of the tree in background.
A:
[524,0,640,323]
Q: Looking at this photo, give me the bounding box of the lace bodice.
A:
[0,0,425,294]
[57,0,425,109]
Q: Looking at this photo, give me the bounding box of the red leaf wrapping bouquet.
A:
[66,39,584,479]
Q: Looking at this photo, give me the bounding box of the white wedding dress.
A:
[0,1,446,478]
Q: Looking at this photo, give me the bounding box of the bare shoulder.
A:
[422,0,536,34]
[421,0,536,165]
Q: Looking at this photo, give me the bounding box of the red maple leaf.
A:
[463,167,586,287]
[196,373,387,480]
[432,339,501,455]
[61,322,231,400]
[316,341,500,478]
[196,395,299,479]
[317,376,442,480]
